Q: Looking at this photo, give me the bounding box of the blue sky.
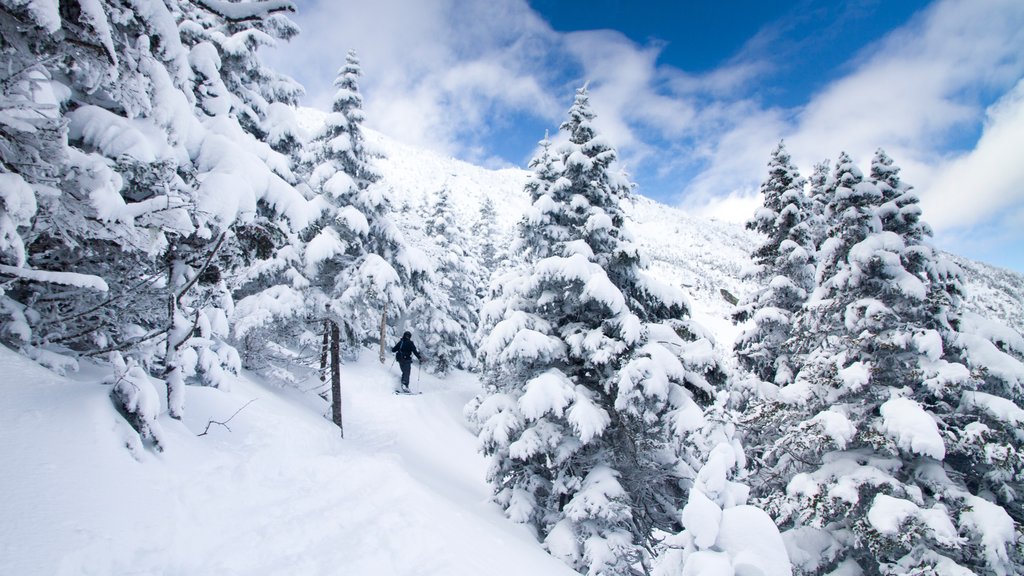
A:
[269,0,1024,272]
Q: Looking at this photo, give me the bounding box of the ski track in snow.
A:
[0,347,576,576]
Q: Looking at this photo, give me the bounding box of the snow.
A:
[955,332,1024,388]
[681,488,722,548]
[232,285,306,338]
[566,385,611,444]
[18,0,61,32]
[304,227,346,273]
[716,505,792,576]
[519,368,575,419]
[866,494,958,546]
[837,361,870,392]
[913,329,944,361]
[959,310,1024,355]
[959,391,1024,425]
[811,409,857,449]
[0,264,109,291]
[68,106,173,163]
[959,494,1015,575]
[0,345,579,575]
[780,527,840,575]
[879,396,945,460]
[195,0,296,21]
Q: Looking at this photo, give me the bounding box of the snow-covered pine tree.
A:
[0,0,313,423]
[302,50,425,357]
[177,0,303,142]
[0,0,202,382]
[158,0,311,415]
[470,87,724,575]
[734,141,815,386]
[409,186,479,375]
[747,152,1024,575]
[175,1,319,384]
[472,196,502,280]
[804,159,832,250]
[0,3,77,341]
[652,396,791,576]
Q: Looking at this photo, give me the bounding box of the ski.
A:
[394,390,422,395]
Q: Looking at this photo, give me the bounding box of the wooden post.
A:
[330,319,343,438]
[320,318,330,384]
[378,301,388,364]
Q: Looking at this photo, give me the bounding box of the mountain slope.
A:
[367,125,1024,344]
[0,345,577,575]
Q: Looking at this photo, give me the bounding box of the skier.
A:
[392,331,423,393]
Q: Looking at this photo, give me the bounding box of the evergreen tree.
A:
[409,186,479,374]
[804,159,832,250]
[734,141,815,385]
[472,195,501,280]
[746,152,1024,575]
[302,51,422,357]
[0,0,311,424]
[470,87,724,575]
[652,398,790,576]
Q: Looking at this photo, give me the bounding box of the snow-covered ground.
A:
[0,345,577,575]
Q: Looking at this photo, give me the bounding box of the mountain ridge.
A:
[328,109,1024,339]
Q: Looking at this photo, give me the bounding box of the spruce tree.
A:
[302,51,420,357]
[734,141,815,385]
[409,186,479,375]
[746,152,1023,575]
[804,159,832,250]
[0,0,311,424]
[470,87,724,575]
[471,195,503,300]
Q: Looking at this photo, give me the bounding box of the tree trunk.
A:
[378,301,388,363]
[320,319,330,383]
[330,320,343,438]
[165,254,184,420]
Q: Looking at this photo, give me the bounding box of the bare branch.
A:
[197,399,258,436]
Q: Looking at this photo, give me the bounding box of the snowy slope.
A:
[358,115,1024,345]
[0,344,577,575]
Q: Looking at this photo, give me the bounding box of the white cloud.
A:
[687,0,1024,242]
[925,79,1024,230]
[271,0,1024,268]
[270,0,562,162]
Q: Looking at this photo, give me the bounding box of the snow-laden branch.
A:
[190,0,296,22]
[0,264,108,291]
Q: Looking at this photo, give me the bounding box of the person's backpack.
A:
[396,339,413,362]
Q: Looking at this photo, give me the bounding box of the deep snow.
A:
[0,345,577,575]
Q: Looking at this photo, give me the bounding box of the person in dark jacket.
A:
[392,331,423,392]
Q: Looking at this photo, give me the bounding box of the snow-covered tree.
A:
[652,397,791,576]
[177,0,303,142]
[734,142,815,385]
[302,51,424,356]
[409,186,479,374]
[0,0,313,424]
[470,87,724,575]
[472,195,502,279]
[804,159,832,250]
[746,152,1024,575]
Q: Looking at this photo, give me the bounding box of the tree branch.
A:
[197,399,258,436]
[190,0,295,22]
[175,231,227,307]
